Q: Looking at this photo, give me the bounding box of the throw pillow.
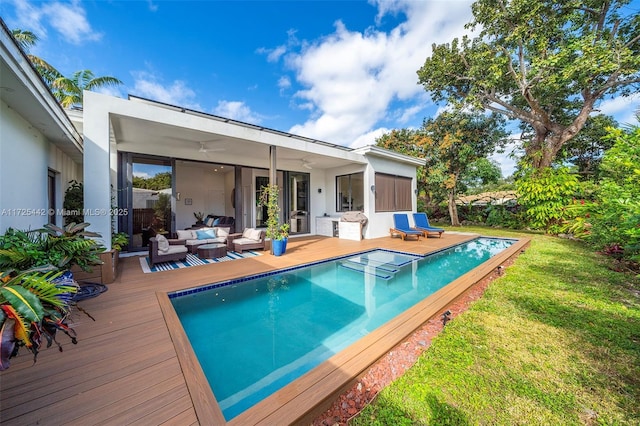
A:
[212,218,221,226]
[156,235,170,253]
[242,228,254,238]
[205,217,215,227]
[249,228,262,241]
[176,230,193,240]
[216,227,230,237]
[196,229,217,239]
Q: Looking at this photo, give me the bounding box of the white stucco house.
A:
[1,21,426,251]
[0,20,83,233]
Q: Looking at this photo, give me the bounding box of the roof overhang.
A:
[352,144,426,167]
[100,94,368,170]
[0,20,83,163]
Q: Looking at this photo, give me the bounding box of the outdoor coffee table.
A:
[197,243,227,259]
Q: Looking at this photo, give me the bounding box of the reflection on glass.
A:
[130,159,172,250]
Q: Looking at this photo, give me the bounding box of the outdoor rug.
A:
[139,251,261,273]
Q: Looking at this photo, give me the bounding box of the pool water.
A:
[170,237,514,420]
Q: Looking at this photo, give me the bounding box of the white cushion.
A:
[248,228,262,241]
[156,235,169,253]
[216,227,230,238]
[234,237,258,246]
[165,245,188,254]
[176,230,195,240]
[242,228,254,238]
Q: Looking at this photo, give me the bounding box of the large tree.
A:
[417,0,640,170]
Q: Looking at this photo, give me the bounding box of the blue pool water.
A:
[170,237,514,420]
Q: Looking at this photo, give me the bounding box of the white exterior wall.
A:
[82,91,113,248]
[363,155,419,239]
[0,100,81,233]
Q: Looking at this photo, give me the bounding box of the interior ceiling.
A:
[110,115,358,170]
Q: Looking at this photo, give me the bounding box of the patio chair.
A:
[412,212,445,238]
[231,228,266,253]
[389,213,422,240]
[148,236,188,267]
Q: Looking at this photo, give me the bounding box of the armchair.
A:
[149,236,188,267]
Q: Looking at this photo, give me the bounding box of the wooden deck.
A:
[0,233,528,425]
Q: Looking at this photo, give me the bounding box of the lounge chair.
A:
[231,228,266,253]
[412,212,445,238]
[390,213,422,240]
[149,236,188,267]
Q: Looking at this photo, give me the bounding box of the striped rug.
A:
[139,251,261,273]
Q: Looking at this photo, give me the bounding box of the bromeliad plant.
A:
[0,222,103,370]
[0,268,78,370]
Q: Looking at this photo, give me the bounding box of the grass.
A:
[352,227,640,425]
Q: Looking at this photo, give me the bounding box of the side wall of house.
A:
[364,155,419,239]
[0,100,81,233]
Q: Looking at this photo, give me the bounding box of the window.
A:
[48,170,57,225]
[336,172,364,212]
[374,173,412,212]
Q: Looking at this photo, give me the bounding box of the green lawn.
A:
[353,227,640,425]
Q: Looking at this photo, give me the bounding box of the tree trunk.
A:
[448,190,460,226]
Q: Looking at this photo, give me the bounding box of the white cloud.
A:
[214,100,263,125]
[10,0,46,38]
[597,93,640,126]
[349,127,391,149]
[131,71,200,109]
[11,0,102,45]
[283,0,475,146]
[43,1,101,44]
[133,171,151,179]
[278,76,291,94]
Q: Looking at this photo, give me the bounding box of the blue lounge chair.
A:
[412,212,444,238]
[390,213,422,240]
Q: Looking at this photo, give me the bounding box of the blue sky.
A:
[2,0,639,177]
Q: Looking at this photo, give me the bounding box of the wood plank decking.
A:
[0,233,527,425]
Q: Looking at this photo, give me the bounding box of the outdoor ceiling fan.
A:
[301,159,315,170]
[197,141,225,153]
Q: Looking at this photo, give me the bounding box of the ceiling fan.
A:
[198,141,225,153]
[301,159,315,170]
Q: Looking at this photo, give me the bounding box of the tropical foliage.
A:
[132,172,172,190]
[258,184,290,241]
[0,269,78,370]
[417,0,640,170]
[565,125,640,265]
[11,28,122,108]
[0,223,103,370]
[516,166,579,233]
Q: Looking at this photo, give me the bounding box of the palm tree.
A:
[51,70,122,108]
[11,29,123,108]
[11,29,63,86]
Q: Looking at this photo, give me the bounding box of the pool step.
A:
[339,259,398,280]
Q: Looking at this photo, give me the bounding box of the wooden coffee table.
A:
[197,243,227,259]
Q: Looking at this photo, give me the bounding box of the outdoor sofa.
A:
[174,227,232,253]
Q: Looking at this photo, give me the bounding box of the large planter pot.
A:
[70,249,119,284]
[272,238,287,256]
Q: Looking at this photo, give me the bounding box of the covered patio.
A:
[0,233,527,425]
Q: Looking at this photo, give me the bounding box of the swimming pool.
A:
[168,237,517,421]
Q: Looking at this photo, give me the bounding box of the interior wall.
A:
[174,161,231,230]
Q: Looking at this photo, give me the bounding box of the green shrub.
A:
[516,167,579,233]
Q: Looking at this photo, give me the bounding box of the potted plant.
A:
[193,211,205,225]
[258,183,289,256]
